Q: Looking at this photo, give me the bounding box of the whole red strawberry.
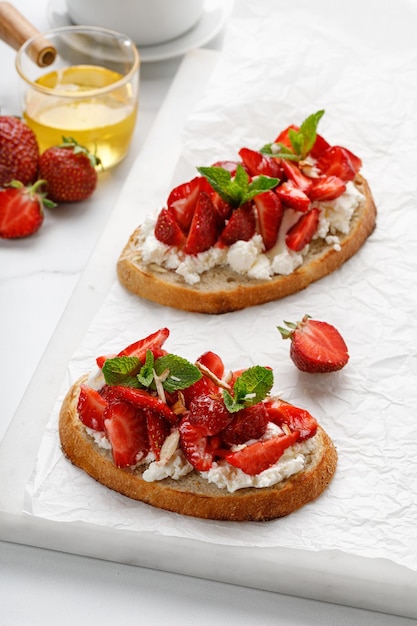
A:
[39,137,100,203]
[0,116,39,187]
[0,180,55,239]
[278,314,349,373]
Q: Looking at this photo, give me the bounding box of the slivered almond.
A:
[160,429,180,464]
[196,362,231,390]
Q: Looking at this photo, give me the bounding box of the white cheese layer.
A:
[139,182,363,285]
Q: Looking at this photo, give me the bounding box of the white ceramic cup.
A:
[66,0,205,47]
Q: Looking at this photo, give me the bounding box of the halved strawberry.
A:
[316,146,362,182]
[183,191,218,255]
[308,175,346,202]
[310,133,331,159]
[238,147,283,178]
[220,203,256,246]
[278,314,349,373]
[167,176,202,232]
[77,384,108,431]
[96,328,170,368]
[146,410,170,460]
[104,401,149,468]
[225,431,300,475]
[179,417,213,471]
[188,394,232,436]
[221,403,269,446]
[254,190,283,251]
[285,207,320,252]
[280,160,313,194]
[275,180,310,212]
[265,399,318,440]
[107,386,178,425]
[154,208,185,246]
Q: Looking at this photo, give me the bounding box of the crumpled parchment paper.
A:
[24,0,417,573]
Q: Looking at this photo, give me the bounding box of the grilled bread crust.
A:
[117,174,376,314]
[59,376,338,521]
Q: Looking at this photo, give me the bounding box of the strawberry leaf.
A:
[197,164,279,208]
[223,366,274,413]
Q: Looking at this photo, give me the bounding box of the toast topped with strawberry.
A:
[59,328,337,521]
[117,111,376,314]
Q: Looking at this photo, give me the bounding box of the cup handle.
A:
[0,1,56,67]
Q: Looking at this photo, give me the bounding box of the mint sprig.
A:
[197,164,279,208]
[102,351,201,393]
[153,354,202,392]
[222,366,274,413]
[261,110,325,162]
[102,356,141,388]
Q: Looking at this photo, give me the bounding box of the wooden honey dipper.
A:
[0,2,56,67]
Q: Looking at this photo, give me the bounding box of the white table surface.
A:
[1,2,416,625]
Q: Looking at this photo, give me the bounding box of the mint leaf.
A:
[222,365,274,413]
[296,109,325,157]
[154,354,202,392]
[261,110,325,162]
[102,356,141,387]
[137,350,155,388]
[197,164,279,208]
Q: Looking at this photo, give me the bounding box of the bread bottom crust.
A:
[59,377,338,521]
[117,175,376,314]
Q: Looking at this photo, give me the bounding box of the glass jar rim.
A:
[15,25,140,98]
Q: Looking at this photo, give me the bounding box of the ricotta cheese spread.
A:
[139,181,364,285]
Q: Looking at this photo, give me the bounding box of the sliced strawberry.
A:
[196,351,225,380]
[220,203,256,246]
[254,190,283,251]
[278,314,349,373]
[280,160,313,194]
[107,386,178,425]
[154,208,185,246]
[211,191,233,224]
[221,403,269,446]
[77,384,108,431]
[179,417,213,471]
[274,124,299,148]
[96,328,170,368]
[264,399,318,440]
[285,207,320,252]
[225,431,300,475]
[275,181,310,212]
[238,147,283,178]
[183,191,218,255]
[167,176,202,232]
[316,146,362,182]
[308,176,346,202]
[104,401,149,468]
[146,410,170,460]
[211,160,243,176]
[310,133,331,159]
[188,394,232,436]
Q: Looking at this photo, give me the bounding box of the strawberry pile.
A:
[0,116,100,239]
[154,110,362,255]
[78,328,318,475]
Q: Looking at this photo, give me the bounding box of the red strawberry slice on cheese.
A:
[254,190,284,251]
[104,401,149,468]
[225,431,300,475]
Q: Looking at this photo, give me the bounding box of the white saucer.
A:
[47,0,234,63]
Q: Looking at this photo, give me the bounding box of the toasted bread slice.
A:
[59,376,337,522]
[117,175,376,315]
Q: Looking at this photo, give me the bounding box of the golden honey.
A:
[23,65,138,169]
